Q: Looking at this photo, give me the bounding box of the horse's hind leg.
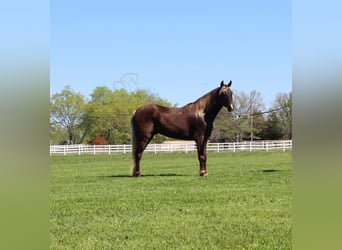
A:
[132,137,153,177]
[132,149,142,177]
[131,111,154,177]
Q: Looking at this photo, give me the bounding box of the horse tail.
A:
[130,110,137,175]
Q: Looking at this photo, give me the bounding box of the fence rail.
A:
[50,140,292,156]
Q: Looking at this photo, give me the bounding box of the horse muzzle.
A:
[227,103,234,112]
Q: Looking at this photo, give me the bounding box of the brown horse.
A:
[130,80,234,177]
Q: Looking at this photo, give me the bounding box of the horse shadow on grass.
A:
[100,173,188,178]
[262,169,280,173]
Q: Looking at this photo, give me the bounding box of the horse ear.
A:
[227,80,232,87]
[220,80,224,87]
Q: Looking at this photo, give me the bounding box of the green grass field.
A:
[50,151,292,249]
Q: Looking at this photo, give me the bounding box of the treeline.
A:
[50,85,291,145]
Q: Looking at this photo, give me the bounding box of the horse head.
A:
[219,80,234,112]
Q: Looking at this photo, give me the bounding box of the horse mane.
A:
[184,87,220,113]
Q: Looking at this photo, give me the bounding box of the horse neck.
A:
[196,88,223,121]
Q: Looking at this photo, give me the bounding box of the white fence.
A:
[50,140,292,156]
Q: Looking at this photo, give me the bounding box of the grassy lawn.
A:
[50,151,292,249]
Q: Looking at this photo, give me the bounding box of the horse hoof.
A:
[133,171,141,177]
[200,170,208,177]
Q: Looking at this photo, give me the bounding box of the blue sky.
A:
[51,0,291,108]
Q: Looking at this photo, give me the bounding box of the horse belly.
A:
[153,114,190,139]
[156,114,204,140]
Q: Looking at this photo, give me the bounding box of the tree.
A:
[50,86,85,144]
[90,86,112,104]
[261,112,283,140]
[233,90,265,141]
[210,110,236,142]
[81,88,131,144]
[50,123,67,145]
[272,92,292,139]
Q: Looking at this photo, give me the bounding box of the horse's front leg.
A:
[196,138,208,177]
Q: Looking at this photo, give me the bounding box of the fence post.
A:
[249,141,252,152]
[93,144,96,155]
[123,144,126,154]
[266,141,268,152]
[78,145,81,155]
[233,142,235,152]
[64,145,66,156]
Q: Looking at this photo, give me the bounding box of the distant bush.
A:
[88,136,106,145]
